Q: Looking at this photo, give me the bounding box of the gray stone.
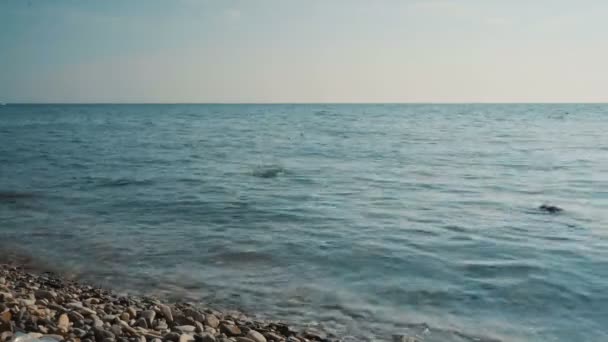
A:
[158,305,173,324]
[141,310,156,326]
[84,298,100,305]
[73,328,88,337]
[48,303,67,312]
[34,290,57,301]
[94,327,116,340]
[155,320,169,331]
[175,326,196,334]
[0,278,5,285]
[127,307,137,319]
[20,298,36,306]
[195,333,216,342]
[118,319,137,335]
[204,315,219,329]
[91,315,104,328]
[236,338,255,342]
[263,333,283,342]
[182,309,205,323]
[245,331,266,342]
[102,338,116,342]
[194,321,204,333]
[43,334,65,341]
[164,332,181,342]
[111,324,123,336]
[68,311,85,322]
[219,323,241,337]
[135,317,148,328]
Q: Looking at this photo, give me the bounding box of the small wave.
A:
[85,177,156,188]
[0,191,36,202]
[209,250,277,266]
[251,165,286,179]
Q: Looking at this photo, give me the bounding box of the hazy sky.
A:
[1,0,607,103]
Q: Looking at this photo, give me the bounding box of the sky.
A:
[1,0,607,103]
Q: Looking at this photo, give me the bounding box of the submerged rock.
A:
[539,204,563,213]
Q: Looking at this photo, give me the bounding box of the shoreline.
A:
[0,264,340,342]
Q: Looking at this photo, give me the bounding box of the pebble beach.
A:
[0,264,356,342]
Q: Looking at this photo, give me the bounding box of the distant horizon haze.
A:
[1,0,608,103]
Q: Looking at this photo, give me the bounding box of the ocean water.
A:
[1,104,607,342]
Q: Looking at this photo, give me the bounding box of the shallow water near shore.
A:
[1,104,608,341]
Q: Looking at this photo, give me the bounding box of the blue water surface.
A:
[1,104,607,341]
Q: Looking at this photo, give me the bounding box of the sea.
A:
[1,104,607,342]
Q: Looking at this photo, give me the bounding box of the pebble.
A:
[205,315,220,329]
[34,290,57,301]
[264,333,283,342]
[219,323,241,337]
[0,332,13,342]
[182,309,205,323]
[174,325,196,334]
[179,334,195,342]
[155,320,169,331]
[246,331,267,342]
[134,317,148,329]
[158,305,173,324]
[195,333,216,342]
[164,332,180,342]
[73,328,87,337]
[57,313,70,332]
[140,310,156,326]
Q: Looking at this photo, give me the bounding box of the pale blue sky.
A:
[1,0,607,103]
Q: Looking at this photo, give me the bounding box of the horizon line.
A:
[3,102,608,105]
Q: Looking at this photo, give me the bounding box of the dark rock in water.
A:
[539,204,563,213]
[252,166,285,179]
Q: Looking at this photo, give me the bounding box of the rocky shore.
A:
[0,264,336,342]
